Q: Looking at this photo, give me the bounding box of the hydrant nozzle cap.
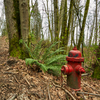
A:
[73,46,77,50]
[61,67,65,72]
[80,68,85,73]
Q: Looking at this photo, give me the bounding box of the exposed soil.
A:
[0,36,100,100]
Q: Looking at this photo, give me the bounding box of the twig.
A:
[81,93,86,100]
[3,71,18,74]
[13,75,20,84]
[24,77,31,87]
[47,81,51,100]
[81,73,89,77]
[77,91,100,97]
[57,92,62,100]
[52,81,76,100]
[83,82,100,92]
[7,94,17,100]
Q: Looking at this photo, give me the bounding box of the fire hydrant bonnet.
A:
[66,46,84,62]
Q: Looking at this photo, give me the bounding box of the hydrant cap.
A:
[73,46,77,50]
[66,46,84,62]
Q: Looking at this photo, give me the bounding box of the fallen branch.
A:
[3,71,18,74]
[81,73,90,77]
[77,91,100,97]
[52,81,76,100]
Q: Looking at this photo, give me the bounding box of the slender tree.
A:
[95,0,98,45]
[89,10,96,46]
[54,0,59,43]
[31,0,42,40]
[77,0,90,50]
[60,0,67,48]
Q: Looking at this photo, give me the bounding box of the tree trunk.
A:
[60,0,67,48]
[54,0,59,43]
[89,10,95,46]
[65,0,73,46]
[95,0,97,45]
[19,0,29,44]
[4,0,30,59]
[4,0,21,57]
[77,0,90,50]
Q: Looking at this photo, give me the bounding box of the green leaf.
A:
[19,39,23,44]
[62,36,64,39]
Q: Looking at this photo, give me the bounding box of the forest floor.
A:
[0,36,100,100]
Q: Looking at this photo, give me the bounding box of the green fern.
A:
[24,40,67,75]
[42,41,59,60]
[45,47,65,59]
[45,55,66,65]
[25,58,47,72]
[32,39,43,60]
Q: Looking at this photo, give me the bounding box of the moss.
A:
[10,36,22,58]
[92,66,100,80]
[10,35,30,59]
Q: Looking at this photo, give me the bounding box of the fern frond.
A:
[46,65,61,76]
[25,58,47,72]
[32,39,43,60]
[45,55,67,65]
[46,47,65,59]
[24,42,33,58]
[42,41,59,60]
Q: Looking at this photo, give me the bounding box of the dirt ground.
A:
[0,36,100,100]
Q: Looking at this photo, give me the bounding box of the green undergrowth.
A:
[21,39,67,76]
[92,65,100,80]
[83,45,100,80]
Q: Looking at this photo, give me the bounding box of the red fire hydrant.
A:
[61,46,85,90]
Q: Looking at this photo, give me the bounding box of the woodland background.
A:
[0,0,100,99]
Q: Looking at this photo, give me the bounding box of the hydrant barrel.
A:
[61,46,85,90]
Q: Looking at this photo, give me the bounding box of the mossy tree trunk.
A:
[65,0,73,47]
[60,0,74,53]
[77,0,90,50]
[54,0,59,46]
[4,0,30,59]
[19,0,30,48]
[60,0,67,48]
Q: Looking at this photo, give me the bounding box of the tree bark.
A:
[95,0,98,45]
[19,0,30,44]
[77,0,90,50]
[60,0,67,48]
[65,0,73,46]
[4,0,21,57]
[4,0,30,59]
[54,0,59,43]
